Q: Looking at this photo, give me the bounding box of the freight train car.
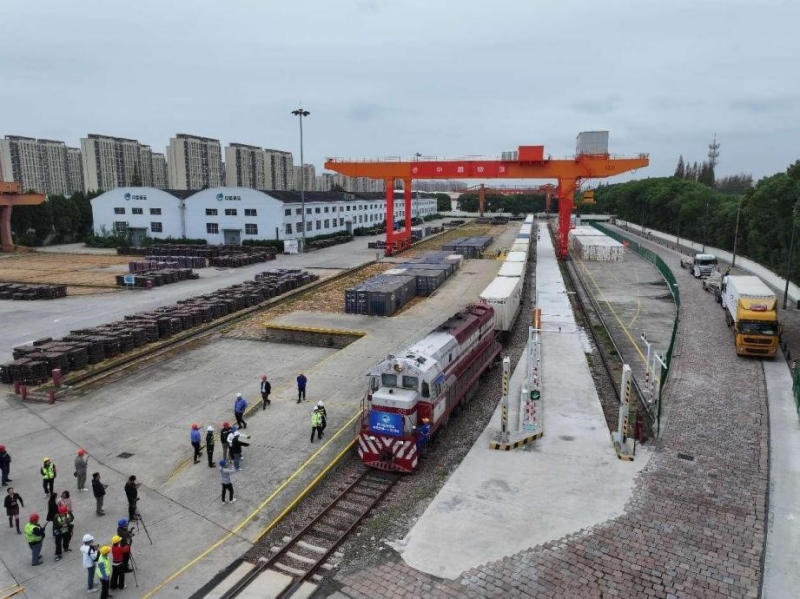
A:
[358,303,501,472]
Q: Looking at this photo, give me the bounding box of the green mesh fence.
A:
[591,222,680,392]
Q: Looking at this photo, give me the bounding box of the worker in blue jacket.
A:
[190,424,202,464]
[233,393,248,429]
[416,418,431,457]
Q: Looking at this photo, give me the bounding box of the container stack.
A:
[441,236,493,259]
[0,283,68,300]
[568,228,624,262]
[1,269,319,385]
[115,268,199,288]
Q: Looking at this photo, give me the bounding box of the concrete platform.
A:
[390,224,652,579]
[0,246,503,598]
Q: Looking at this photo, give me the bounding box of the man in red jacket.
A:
[110,534,130,590]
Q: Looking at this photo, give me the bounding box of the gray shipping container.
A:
[576,131,609,155]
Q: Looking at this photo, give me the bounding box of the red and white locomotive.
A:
[358,302,501,472]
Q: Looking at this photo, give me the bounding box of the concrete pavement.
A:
[0,237,501,599]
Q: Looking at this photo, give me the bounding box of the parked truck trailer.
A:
[721,275,780,357]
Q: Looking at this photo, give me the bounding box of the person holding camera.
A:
[80,534,100,593]
[91,473,107,517]
[124,476,140,522]
[116,519,134,573]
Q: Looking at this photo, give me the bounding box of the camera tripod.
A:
[131,506,153,545]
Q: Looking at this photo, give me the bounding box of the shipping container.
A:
[480,276,523,332]
[576,131,609,155]
[511,243,528,254]
[505,251,527,263]
[573,236,625,261]
[498,261,526,278]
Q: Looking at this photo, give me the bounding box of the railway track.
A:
[214,470,400,599]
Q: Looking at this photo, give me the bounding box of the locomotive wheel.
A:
[725,311,733,327]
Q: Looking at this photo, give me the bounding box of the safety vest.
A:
[312,411,322,427]
[54,514,71,534]
[95,554,111,580]
[41,463,55,480]
[24,522,43,545]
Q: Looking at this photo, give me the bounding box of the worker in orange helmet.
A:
[190,424,202,464]
[24,513,46,566]
[75,448,90,492]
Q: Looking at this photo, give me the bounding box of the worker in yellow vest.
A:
[95,545,112,598]
[40,457,56,496]
[24,513,46,566]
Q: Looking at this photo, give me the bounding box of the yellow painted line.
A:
[0,585,21,596]
[141,409,363,599]
[628,262,642,328]
[577,258,647,365]
[165,455,195,483]
[0,586,24,599]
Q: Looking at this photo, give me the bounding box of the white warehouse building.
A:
[91,187,438,245]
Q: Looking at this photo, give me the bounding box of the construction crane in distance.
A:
[459,184,558,217]
[324,141,649,258]
[0,182,46,251]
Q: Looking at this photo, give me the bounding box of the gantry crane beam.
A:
[325,147,648,257]
[0,182,46,251]
[460,184,558,216]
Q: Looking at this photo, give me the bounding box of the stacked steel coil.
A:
[0,283,68,300]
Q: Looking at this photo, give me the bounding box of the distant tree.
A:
[674,155,686,179]
[787,160,800,182]
[432,193,452,212]
[716,174,753,195]
[331,183,346,192]
[698,161,715,187]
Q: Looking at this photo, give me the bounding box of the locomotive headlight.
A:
[368,436,376,441]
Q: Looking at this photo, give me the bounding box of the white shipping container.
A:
[520,224,533,234]
[505,251,527,263]
[384,268,409,276]
[498,261,526,278]
[568,227,606,249]
[574,236,624,261]
[445,254,463,269]
[514,237,531,246]
[524,215,534,224]
[480,276,522,332]
[511,243,529,254]
[576,131,609,155]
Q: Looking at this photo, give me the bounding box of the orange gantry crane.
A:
[0,182,46,251]
[325,144,648,258]
[461,183,558,216]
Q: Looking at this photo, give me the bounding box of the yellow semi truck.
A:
[720,275,780,357]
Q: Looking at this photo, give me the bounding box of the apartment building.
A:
[66,147,84,194]
[81,134,153,191]
[293,164,316,192]
[326,172,384,193]
[264,149,293,190]
[0,135,86,195]
[166,133,224,190]
[225,143,267,189]
[152,153,168,189]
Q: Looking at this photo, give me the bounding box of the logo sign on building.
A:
[216,193,241,202]
[124,193,147,201]
[369,412,403,437]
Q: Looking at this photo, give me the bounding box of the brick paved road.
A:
[331,234,768,598]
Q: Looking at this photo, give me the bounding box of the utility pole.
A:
[291,106,310,252]
[731,197,743,268]
[783,203,799,310]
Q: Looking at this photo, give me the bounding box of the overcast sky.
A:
[2,0,798,184]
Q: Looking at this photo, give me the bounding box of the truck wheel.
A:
[725,312,733,327]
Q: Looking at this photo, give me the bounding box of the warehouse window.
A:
[316,220,321,230]
[285,223,293,234]
[207,223,219,234]
[245,223,258,235]
[324,219,330,228]
[132,207,143,215]
[114,207,125,215]
[324,207,329,213]
[297,222,304,232]
[339,206,344,212]
[314,207,320,214]
[113,221,128,232]
[225,209,237,216]
[339,218,344,226]
[306,208,311,214]
[206,208,218,216]
[285,209,291,216]
[150,208,162,215]
[296,208,302,215]
[245,209,257,217]
[150,222,163,233]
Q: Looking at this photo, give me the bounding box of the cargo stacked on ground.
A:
[119,243,277,268]
[568,226,625,262]
[115,268,199,288]
[0,283,68,300]
[442,236,493,259]
[344,252,462,316]
[0,269,319,385]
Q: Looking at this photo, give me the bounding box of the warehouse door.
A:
[223,229,241,245]
[130,228,147,246]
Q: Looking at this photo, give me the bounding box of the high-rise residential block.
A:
[66,147,84,194]
[152,153,168,189]
[293,164,316,192]
[264,149,294,190]
[225,143,267,189]
[166,133,223,190]
[80,134,153,191]
[0,135,85,195]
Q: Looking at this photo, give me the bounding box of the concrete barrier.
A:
[262,324,365,349]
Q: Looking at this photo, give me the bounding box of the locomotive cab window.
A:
[402,376,418,390]
[382,373,398,387]
[370,376,380,392]
[421,382,430,398]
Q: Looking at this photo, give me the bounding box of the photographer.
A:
[110,534,130,590]
[124,476,140,522]
[116,519,134,573]
[80,534,100,593]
